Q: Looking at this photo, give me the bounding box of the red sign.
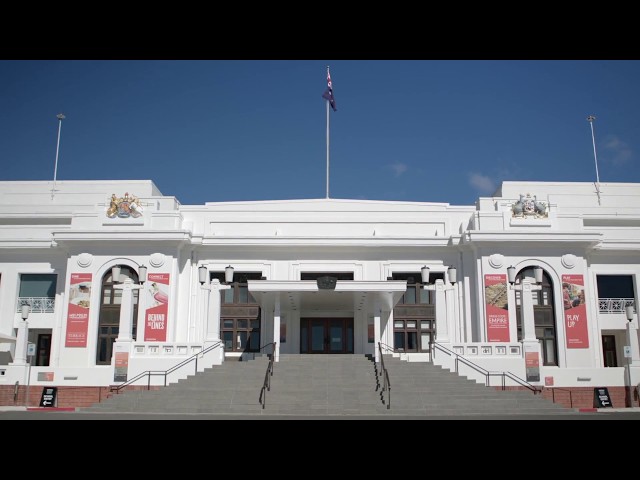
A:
[525,348,541,382]
[65,273,92,347]
[484,274,510,342]
[144,273,170,341]
[562,274,589,348]
[114,347,129,382]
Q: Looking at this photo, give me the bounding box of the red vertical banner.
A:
[484,274,510,342]
[144,273,170,341]
[114,345,129,382]
[562,274,589,348]
[65,273,92,347]
[524,344,540,382]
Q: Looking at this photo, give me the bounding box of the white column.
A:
[114,278,143,342]
[135,290,146,341]
[373,308,381,362]
[273,296,281,362]
[429,279,450,343]
[511,278,542,381]
[203,279,231,344]
[445,282,456,343]
[12,320,29,365]
[517,278,540,343]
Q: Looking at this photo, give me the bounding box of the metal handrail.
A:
[432,341,541,394]
[110,340,223,394]
[549,386,574,408]
[258,342,277,409]
[377,342,391,409]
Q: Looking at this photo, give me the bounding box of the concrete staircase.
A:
[80,353,578,417]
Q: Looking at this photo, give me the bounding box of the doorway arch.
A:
[96,266,140,365]
[515,266,558,366]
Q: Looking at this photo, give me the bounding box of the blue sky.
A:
[1,60,638,206]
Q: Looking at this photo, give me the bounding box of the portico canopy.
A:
[248,280,407,314]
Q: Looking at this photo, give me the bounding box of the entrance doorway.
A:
[300,318,353,353]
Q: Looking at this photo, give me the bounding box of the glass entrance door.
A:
[300,318,353,353]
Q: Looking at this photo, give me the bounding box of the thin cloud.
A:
[389,162,408,177]
[468,173,497,195]
[602,134,632,166]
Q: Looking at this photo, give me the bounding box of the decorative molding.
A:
[561,254,577,269]
[488,254,504,269]
[77,253,93,268]
[149,253,165,268]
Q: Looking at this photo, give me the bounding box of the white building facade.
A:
[0,179,638,410]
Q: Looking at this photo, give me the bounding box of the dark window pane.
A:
[237,331,248,350]
[222,289,233,304]
[407,332,418,350]
[300,325,308,353]
[405,286,416,304]
[394,332,405,351]
[223,331,233,350]
[249,331,260,350]
[596,275,634,298]
[19,274,57,297]
[98,339,107,362]
[419,289,431,304]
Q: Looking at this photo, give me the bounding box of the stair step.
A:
[82,354,576,416]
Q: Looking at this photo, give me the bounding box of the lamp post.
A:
[51,113,65,200]
[625,303,635,407]
[508,266,543,383]
[21,304,31,407]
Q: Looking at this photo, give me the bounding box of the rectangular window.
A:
[19,274,56,297]
[221,318,260,353]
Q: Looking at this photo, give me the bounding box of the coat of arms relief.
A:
[511,193,548,218]
[106,192,144,218]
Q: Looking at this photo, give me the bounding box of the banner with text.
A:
[562,274,589,348]
[484,274,510,342]
[65,273,92,347]
[144,273,170,341]
[113,343,129,382]
[524,344,540,382]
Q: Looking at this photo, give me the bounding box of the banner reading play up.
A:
[144,273,170,341]
[562,274,589,348]
[65,273,92,347]
[484,274,510,342]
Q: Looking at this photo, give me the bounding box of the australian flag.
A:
[322,68,337,112]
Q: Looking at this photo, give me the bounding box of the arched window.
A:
[515,267,558,366]
[96,266,139,365]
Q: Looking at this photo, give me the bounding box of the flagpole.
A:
[326,89,330,199]
[586,115,601,205]
[51,113,66,200]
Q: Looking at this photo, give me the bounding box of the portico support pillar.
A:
[203,279,231,346]
[273,297,280,362]
[374,308,381,362]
